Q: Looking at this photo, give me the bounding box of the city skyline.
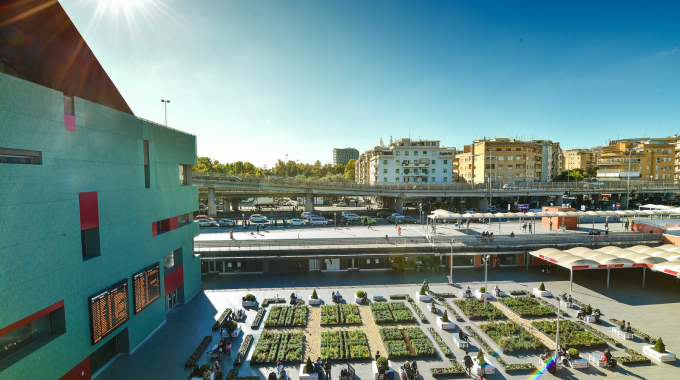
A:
[60,0,680,166]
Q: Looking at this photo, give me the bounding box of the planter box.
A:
[416,292,432,302]
[242,300,256,308]
[588,354,607,368]
[474,290,492,300]
[532,288,551,297]
[436,317,456,331]
[308,296,322,305]
[472,358,495,375]
[453,336,468,350]
[559,300,572,309]
[643,345,677,362]
[355,296,367,304]
[373,294,384,301]
[611,327,633,340]
[585,315,596,323]
[458,290,473,299]
[300,364,319,380]
[222,327,241,338]
[537,357,563,371]
[569,358,589,369]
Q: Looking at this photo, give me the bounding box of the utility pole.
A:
[161,99,170,126]
[285,154,289,177]
[484,255,489,309]
[626,149,632,209]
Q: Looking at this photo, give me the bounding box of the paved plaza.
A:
[97,267,680,380]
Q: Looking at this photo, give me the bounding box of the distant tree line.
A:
[193,157,356,181]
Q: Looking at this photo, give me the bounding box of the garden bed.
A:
[494,357,535,372]
[379,327,437,359]
[233,334,253,365]
[320,304,362,325]
[534,298,569,317]
[251,308,266,329]
[609,318,656,343]
[184,336,212,367]
[439,300,464,322]
[499,297,555,318]
[431,360,466,377]
[428,291,457,299]
[619,349,652,365]
[251,331,304,364]
[370,301,415,324]
[479,321,543,353]
[264,305,307,327]
[408,299,428,323]
[427,328,453,357]
[262,298,286,307]
[575,320,621,347]
[226,369,239,380]
[464,326,494,354]
[389,294,412,300]
[508,290,534,297]
[320,330,371,360]
[531,320,607,349]
[212,308,233,331]
[454,299,505,320]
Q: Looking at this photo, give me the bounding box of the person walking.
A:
[463,351,473,375]
[398,226,402,236]
[549,220,553,231]
[324,358,332,380]
[528,224,532,233]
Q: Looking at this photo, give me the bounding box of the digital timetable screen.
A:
[88,279,130,345]
[132,262,161,314]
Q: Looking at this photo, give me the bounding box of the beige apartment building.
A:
[456,138,561,185]
[563,149,600,171]
[597,139,676,181]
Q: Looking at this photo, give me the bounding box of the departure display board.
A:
[132,262,161,314]
[89,279,129,345]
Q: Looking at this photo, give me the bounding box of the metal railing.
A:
[136,116,195,137]
[194,232,662,251]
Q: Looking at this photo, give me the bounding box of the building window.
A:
[79,192,101,259]
[431,169,436,173]
[443,177,448,182]
[498,156,504,160]
[383,178,387,182]
[396,151,400,156]
[396,169,400,173]
[383,169,388,173]
[443,160,448,164]
[143,140,150,188]
[431,160,435,164]
[508,156,514,160]
[383,160,388,164]
[508,174,513,178]
[431,151,435,156]
[395,178,399,182]
[396,160,400,164]
[0,301,66,363]
[498,166,503,169]
[0,147,42,165]
[516,156,521,160]
[414,151,418,156]
[405,151,409,156]
[508,165,513,169]
[179,165,191,186]
[432,177,436,182]
[423,151,427,155]
[81,228,101,258]
[498,174,503,178]
[443,169,447,173]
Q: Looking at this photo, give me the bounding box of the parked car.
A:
[400,216,420,224]
[308,217,328,226]
[249,214,268,223]
[359,216,377,225]
[195,214,210,220]
[218,219,236,227]
[585,181,604,187]
[502,184,518,189]
[287,218,307,226]
[196,218,217,227]
[376,211,391,218]
[334,202,347,207]
[319,211,334,219]
[343,213,360,221]
[386,216,405,224]
[391,213,403,217]
[301,212,313,220]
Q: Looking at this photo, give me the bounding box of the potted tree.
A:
[415,285,432,302]
[300,357,318,380]
[226,320,241,338]
[355,290,367,303]
[568,348,588,369]
[533,282,551,297]
[475,286,490,300]
[372,356,390,380]
[643,337,677,362]
[473,350,495,375]
[584,304,595,323]
[436,310,456,330]
[242,293,256,307]
[308,289,322,305]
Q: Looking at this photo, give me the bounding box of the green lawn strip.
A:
[427,328,453,357]
[454,298,505,321]
[264,305,307,327]
[320,330,371,360]
[479,321,544,353]
[251,331,304,363]
[575,320,622,347]
[531,320,608,349]
[609,318,656,343]
[464,326,535,372]
[499,297,556,318]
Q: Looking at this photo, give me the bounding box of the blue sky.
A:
[60,0,680,167]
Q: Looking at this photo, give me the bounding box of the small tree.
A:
[477,351,484,363]
[246,294,254,301]
[420,285,426,295]
[357,290,365,298]
[655,338,666,353]
[480,287,486,293]
[539,283,546,291]
[585,304,592,315]
[304,357,314,374]
[441,310,450,322]
[376,356,388,368]
[568,348,579,359]
[311,289,318,299]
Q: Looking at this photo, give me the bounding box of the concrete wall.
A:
[0,72,199,378]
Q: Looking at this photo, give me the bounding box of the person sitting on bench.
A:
[458,329,468,342]
[290,293,297,305]
[619,320,626,330]
[336,291,342,303]
[465,286,472,297]
[625,322,632,332]
[593,309,601,323]
[430,301,437,313]
[577,307,585,320]
[494,285,501,298]
[332,292,337,303]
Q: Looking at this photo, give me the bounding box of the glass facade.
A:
[0,314,51,362]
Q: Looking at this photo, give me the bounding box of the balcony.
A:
[402,161,430,167]
[598,159,641,165]
[403,171,429,176]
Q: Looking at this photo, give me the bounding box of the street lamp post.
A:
[484,255,489,309]
[161,99,170,126]
[626,149,632,209]
[242,213,245,228]
[285,154,289,178]
[334,213,337,231]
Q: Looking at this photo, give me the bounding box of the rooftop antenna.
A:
[409,129,411,139]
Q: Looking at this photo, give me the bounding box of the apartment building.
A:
[355,138,455,183]
[562,149,600,171]
[598,139,676,181]
[456,138,561,184]
[332,147,359,165]
[0,2,199,378]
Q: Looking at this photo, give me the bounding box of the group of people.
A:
[619,319,632,332]
[522,223,533,233]
[475,231,494,240]
[331,291,343,304]
[588,229,608,236]
[559,293,573,304]
[540,264,552,275]
[187,361,222,380]
[576,307,601,323]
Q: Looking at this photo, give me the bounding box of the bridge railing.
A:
[191,172,678,192]
[193,232,662,251]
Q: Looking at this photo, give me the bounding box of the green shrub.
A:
[441,310,449,322]
[304,357,314,373]
[246,294,254,301]
[655,338,666,353]
[312,289,318,299]
[357,290,365,298]
[568,348,579,359]
[376,356,388,368]
[420,285,426,295]
[199,364,211,374]
[585,304,592,315]
[539,283,545,291]
[226,320,237,332]
[477,351,484,362]
[480,287,486,293]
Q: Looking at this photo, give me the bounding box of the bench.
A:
[453,336,468,350]
[585,315,596,323]
[611,327,634,340]
[472,358,495,375]
[588,354,607,368]
[569,358,589,369]
[458,290,473,299]
[559,300,572,309]
[492,290,505,298]
[537,357,563,371]
[373,294,384,301]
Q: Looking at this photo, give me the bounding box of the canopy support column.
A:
[526,253,529,271]
[642,266,646,288]
[570,268,573,291]
[607,268,610,290]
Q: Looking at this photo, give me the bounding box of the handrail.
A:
[136,116,195,137]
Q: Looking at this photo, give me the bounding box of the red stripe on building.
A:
[664,269,678,276]
[170,216,178,230]
[571,265,590,270]
[608,264,625,268]
[152,222,158,237]
[597,265,608,269]
[0,300,64,337]
[58,357,91,380]
[631,263,647,268]
[164,266,184,296]
[78,192,99,230]
[64,114,76,131]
